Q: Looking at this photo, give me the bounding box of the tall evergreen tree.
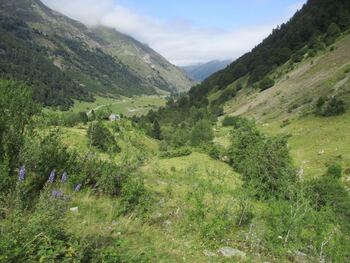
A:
[152,119,162,140]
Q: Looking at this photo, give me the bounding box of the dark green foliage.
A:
[209,103,224,116]
[0,80,40,188]
[326,163,343,179]
[211,86,237,106]
[206,143,224,160]
[190,119,214,146]
[87,121,120,152]
[95,106,112,121]
[291,50,305,63]
[258,77,275,91]
[325,22,341,45]
[315,97,346,116]
[19,132,76,200]
[152,119,162,140]
[222,116,250,129]
[227,121,296,199]
[222,116,237,126]
[159,147,192,158]
[306,175,350,233]
[135,96,216,149]
[118,176,151,215]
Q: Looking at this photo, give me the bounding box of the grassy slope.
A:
[71,95,166,117]
[224,33,350,122]
[260,112,350,181]
[61,121,243,261]
[217,33,350,182]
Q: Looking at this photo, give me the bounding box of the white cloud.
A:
[41,0,299,66]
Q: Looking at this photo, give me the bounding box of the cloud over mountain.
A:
[42,0,304,65]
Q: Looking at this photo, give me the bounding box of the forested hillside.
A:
[0,0,192,109]
[189,0,350,109]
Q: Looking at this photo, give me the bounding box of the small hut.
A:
[109,114,121,122]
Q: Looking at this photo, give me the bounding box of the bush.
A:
[207,143,223,160]
[190,119,214,146]
[222,116,237,126]
[159,147,192,158]
[315,97,346,116]
[227,120,296,199]
[326,163,342,179]
[87,121,120,152]
[118,176,151,215]
[258,77,275,91]
[306,175,350,232]
[325,22,341,46]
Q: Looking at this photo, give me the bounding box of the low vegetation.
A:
[1,71,350,262]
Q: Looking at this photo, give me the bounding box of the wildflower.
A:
[74,184,82,192]
[61,172,67,183]
[48,170,56,183]
[52,190,63,198]
[18,165,25,181]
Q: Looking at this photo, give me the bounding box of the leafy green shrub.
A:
[291,51,304,63]
[152,119,162,140]
[190,119,214,146]
[227,120,296,199]
[87,121,120,152]
[315,97,346,116]
[159,147,192,158]
[222,116,237,126]
[0,80,40,176]
[258,77,275,91]
[326,163,342,179]
[18,131,78,203]
[211,87,236,107]
[169,128,190,148]
[207,143,223,160]
[118,176,151,215]
[325,22,341,46]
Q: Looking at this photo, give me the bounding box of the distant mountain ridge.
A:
[181,60,231,82]
[0,0,193,109]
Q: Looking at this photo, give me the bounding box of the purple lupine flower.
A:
[74,184,82,192]
[52,190,64,198]
[61,172,67,183]
[18,166,26,182]
[48,170,56,183]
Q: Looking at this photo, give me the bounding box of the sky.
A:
[42,0,306,66]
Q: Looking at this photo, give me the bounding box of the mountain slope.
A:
[0,0,192,108]
[182,60,231,82]
[92,26,192,93]
[225,32,350,121]
[189,0,350,109]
